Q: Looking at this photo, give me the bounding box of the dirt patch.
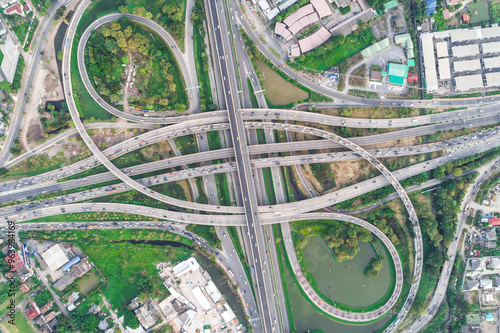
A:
[300,164,323,193]
[27,123,42,144]
[140,140,174,160]
[178,179,193,202]
[44,74,59,94]
[329,159,377,190]
[363,135,422,150]
[88,128,142,150]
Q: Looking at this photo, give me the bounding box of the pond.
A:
[78,270,101,295]
[302,237,391,307]
[283,258,391,333]
[254,58,308,106]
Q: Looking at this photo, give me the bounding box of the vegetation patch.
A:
[85,18,187,111]
[293,29,375,71]
[186,225,222,249]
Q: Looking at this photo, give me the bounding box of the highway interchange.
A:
[1,0,500,331]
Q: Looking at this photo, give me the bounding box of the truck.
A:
[228,269,234,277]
[107,189,118,194]
[88,225,98,229]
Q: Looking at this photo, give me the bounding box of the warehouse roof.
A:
[283,4,315,26]
[288,12,319,34]
[361,38,390,58]
[298,26,331,53]
[455,74,483,91]
[310,0,332,18]
[485,72,500,88]
[191,286,211,310]
[482,41,500,55]
[451,44,480,58]
[394,33,414,59]
[480,25,500,39]
[438,58,451,80]
[436,41,448,58]
[0,35,19,83]
[453,58,481,72]
[172,257,200,278]
[384,0,398,11]
[290,44,301,57]
[449,29,480,43]
[274,22,293,41]
[41,244,69,271]
[421,33,438,90]
[483,56,500,69]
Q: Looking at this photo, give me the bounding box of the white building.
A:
[191,286,211,311]
[40,244,69,271]
[172,257,200,278]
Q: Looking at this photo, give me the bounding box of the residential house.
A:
[466,280,479,291]
[480,278,493,289]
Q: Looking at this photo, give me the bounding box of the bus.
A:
[228,269,234,277]
[464,203,469,212]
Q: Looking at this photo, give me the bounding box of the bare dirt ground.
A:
[89,128,140,151]
[328,160,377,191]
[178,179,193,202]
[300,164,323,193]
[21,2,78,151]
[140,141,174,160]
[363,136,422,150]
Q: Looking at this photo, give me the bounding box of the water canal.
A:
[254,58,308,105]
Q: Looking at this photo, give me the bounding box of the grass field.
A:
[173,135,197,155]
[492,0,500,22]
[309,163,336,191]
[0,311,33,333]
[148,61,168,96]
[215,173,232,206]
[469,0,490,23]
[295,29,375,71]
[0,291,26,318]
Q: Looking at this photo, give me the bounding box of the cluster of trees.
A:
[86,18,186,111]
[305,221,374,261]
[41,102,71,133]
[413,0,428,21]
[31,0,54,16]
[434,148,500,179]
[364,257,383,278]
[34,290,52,306]
[372,210,402,247]
[56,306,101,332]
[117,1,185,42]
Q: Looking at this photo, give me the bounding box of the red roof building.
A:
[23,4,31,13]
[26,303,41,320]
[443,9,451,20]
[371,71,382,81]
[39,302,53,315]
[5,251,24,272]
[19,283,30,294]
[489,216,500,226]
[408,72,419,83]
[5,2,24,16]
[462,12,470,22]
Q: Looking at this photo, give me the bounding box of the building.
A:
[4,2,24,16]
[172,257,200,278]
[5,251,24,271]
[26,303,41,320]
[384,63,409,86]
[438,58,451,80]
[485,313,494,321]
[394,33,414,59]
[469,259,482,272]
[421,33,438,90]
[274,0,331,42]
[467,313,481,325]
[297,27,331,53]
[465,280,479,291]
[486,241,497,249]
[41,244,70,272]
[455,74,483,91]
[491,257,500,269]
[0,0,17,8]
[371,70,382,81]
[220,303,236,323]
[191,286,211,310]
[489,216,500,226]
[462,12,469,23]
[61,256,81,271]
[486,230,497,241]
[134,303,156,329]
[205,280,222,303]
[361,38,390,58]
[384,0,398,12]
[453,59,481,73]
[426,0,437,15]
[19,283,30,293]
[480,278,493,289]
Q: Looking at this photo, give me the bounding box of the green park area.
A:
[468,0,490,24]
[294,29,375,71]
[85,18,187,112]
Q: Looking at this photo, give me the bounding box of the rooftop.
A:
[454,74,483,91]
[41,244,70,272]
[384,0,398,11]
